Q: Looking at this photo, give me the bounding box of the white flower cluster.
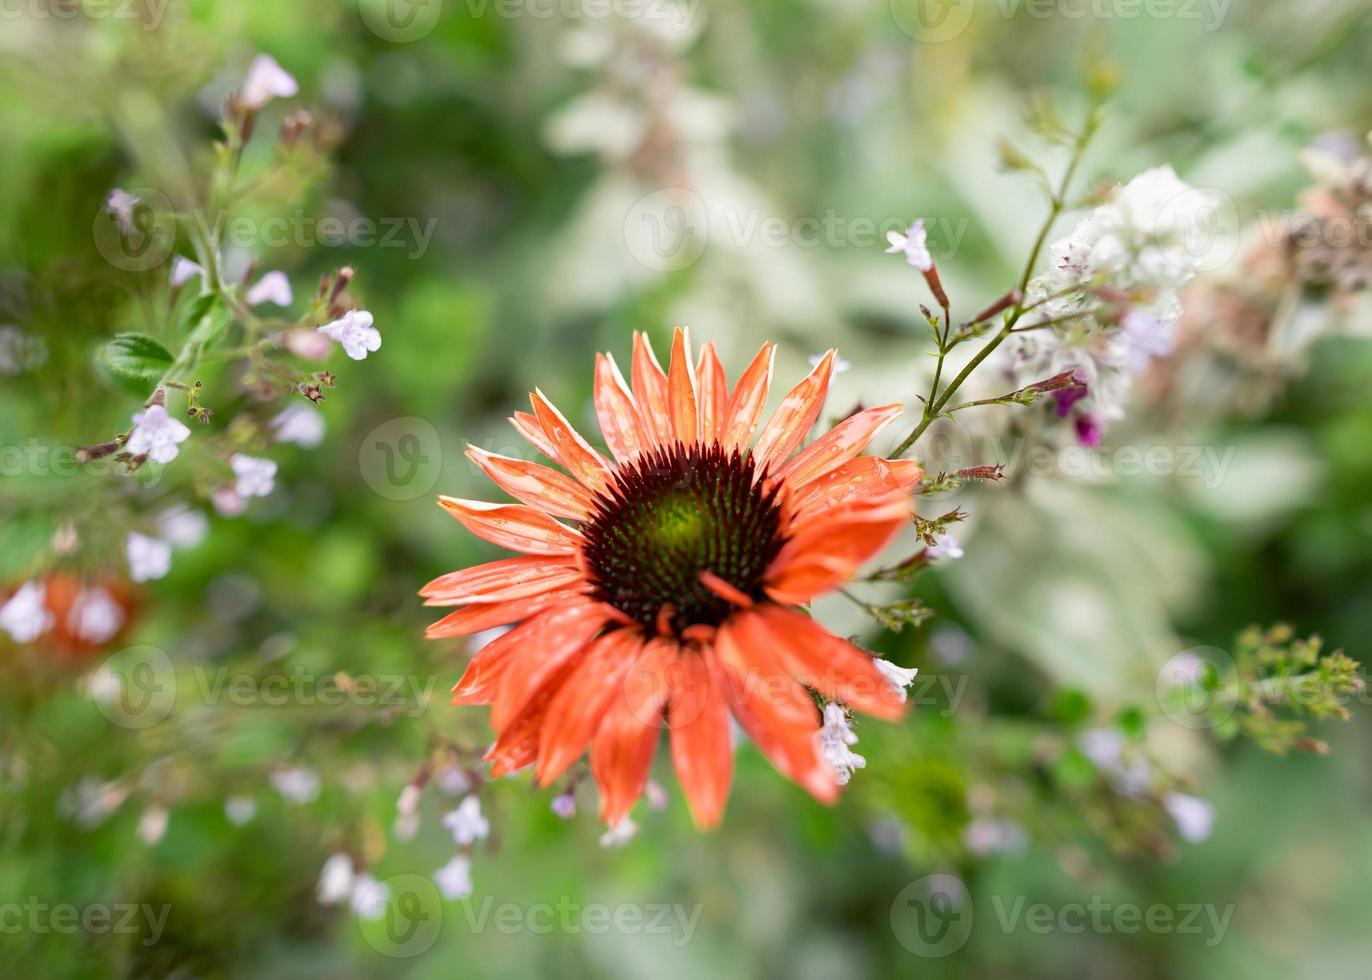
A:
[1009,166,1212,443]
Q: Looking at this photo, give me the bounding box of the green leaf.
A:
[99,332,174,386]
[185,296,231,351]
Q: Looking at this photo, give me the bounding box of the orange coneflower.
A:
[422,329,923,828]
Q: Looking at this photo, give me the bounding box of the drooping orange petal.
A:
[420,555,583,605]
[774,403,903,487]
[667,645,733,829]
[466,446,596,522]
[792,456,924,516]
[450,602,585,705]
[536,627,645,785]
[631,332,671,447]
[490,600,614,730]
[714,616,838,804]
[666,326,698,445]
[438,497,582,556]
[750,605,907,722]
[425,588,583,638]
[510,411,562,464]
[594,353,647,463]
[766,498,909,605]
[530,389,613,494]
[722,342,774,453]
[695,341,727,445]
[752,349,836,472]
[591,638,677,825]
[485,655,582,776]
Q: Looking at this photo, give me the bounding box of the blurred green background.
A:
[2,1,1371,977]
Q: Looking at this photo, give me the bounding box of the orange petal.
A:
[666,326,698,444]
[490,600,614,730]
[591,638,676,825]
[420,555,583,605]
[594,353,647,463]
[530,389,613,494]
[793,456,924,516]
[667,646,733,829]
[631,332,671,447]
[695,341,728,445]
[449,604,582,706]
[766,498,909,605]
[775,403,903,487]
[466,446,596,521]
[438,496,582,556]
[536,627,645,784]
[425,588,583,639]
[752,349,836,472]
[751,605,907,722]
[714,616,837,804]
[722,342,774,452]
[485,655,583,776]
[510,411,562,464]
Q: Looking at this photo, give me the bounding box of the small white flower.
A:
[169,256,204,288]
[59,776,129,830]
[885,219,933,271]
[316,853,355,905]
[126,533,172,583]
[1078,728,1151,796]
[1116,310,1175,374]
[225,796,257,826]
[442,795,489,846]
[271,403,326,448]
[599,816,638,848]
[211,488,247,517]
[240,54,299,110]
[1,581,54,643]
[137,805,169,845]
[104,188,140,237]
[926,532,963,560]
[271,766,321,804]
[963,817,1028,856]
[245,270,293,307]
[318,309,380,361]
[551,793,577,819]
[397,784,423,816]
[873,659,919,702]
[66,588,126,646]
[1164,792,1215,843]
[433,854,473,901]
[156,505,209,549]
[393,812,420,842]
[350,874,390,920]
[436,763,472,797]
[230,453,277,498]
[818,703,866,786]
[126,404,191,465]
[83,666,123,705]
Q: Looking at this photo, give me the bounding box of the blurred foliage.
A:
[2,2,1371,978]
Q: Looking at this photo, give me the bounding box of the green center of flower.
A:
[582,443,785,634]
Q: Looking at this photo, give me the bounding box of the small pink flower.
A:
[239,55,299,110]
[245,270,293,307]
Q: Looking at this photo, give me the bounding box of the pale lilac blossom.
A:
[230,453,277,498]
[316,853,354,905]
[927,532,964,560]
[818,703,865,786]
[245,270,293,307]
[66,588,126,645]
[169,256,204,288]
[240,54,299,110]
[598,816,638,848]
[126,532,172,583]
[156,506,209,549]
[350,875,390,920]
[873,659,919,702]
[104,189,140,237]
[271,403,326,448]
[126,404,191,464]
[442,795,489,846]
[318,309,380,361]
[1164,792,1215,843]
[0,581,53,643]
[885,219,933,270]
[433,855,474,901]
